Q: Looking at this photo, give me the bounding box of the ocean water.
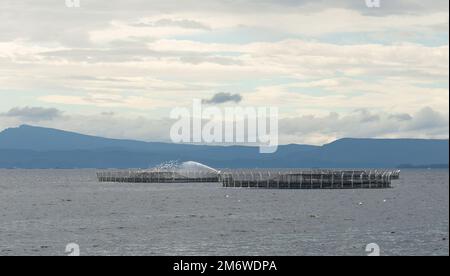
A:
[0,169,448,256]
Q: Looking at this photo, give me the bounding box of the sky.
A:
[0,0,448,145]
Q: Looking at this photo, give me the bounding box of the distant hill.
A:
[0,125,448,169]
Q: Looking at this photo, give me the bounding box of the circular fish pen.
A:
[97,161,220,183]
[219,169,401,189]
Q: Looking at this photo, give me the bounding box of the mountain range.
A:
[0,125,448,169]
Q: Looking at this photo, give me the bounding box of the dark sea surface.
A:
[0,169,448,256]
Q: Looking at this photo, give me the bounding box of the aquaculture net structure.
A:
[97,168,400,189]
[96,169,219,183]
[219,169,401,189]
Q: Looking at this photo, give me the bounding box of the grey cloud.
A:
[279,107,449,142]
[1,107,63,122]
[5,106,446,146]
[389,113,413,121]
[291,0,450,16]
[203,92,243,104]
[406,107,448,131]
[32,114,177,143]
[1,0,446,45]
[133,19,211,30]
[430,22,450,32]
[355,109,381,123]
[101,112,116,116]
[359,0,449,16]
[208,0,449,15]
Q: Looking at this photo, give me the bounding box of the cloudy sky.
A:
[0,0,448,145]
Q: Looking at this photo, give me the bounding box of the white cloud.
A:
[0,0,448,143]
[39,93,177,110]
[278,107,449,145]
[1,106,447,146]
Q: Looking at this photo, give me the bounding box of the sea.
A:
[0,169,448,256]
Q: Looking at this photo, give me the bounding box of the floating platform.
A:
[97,168,400,189]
